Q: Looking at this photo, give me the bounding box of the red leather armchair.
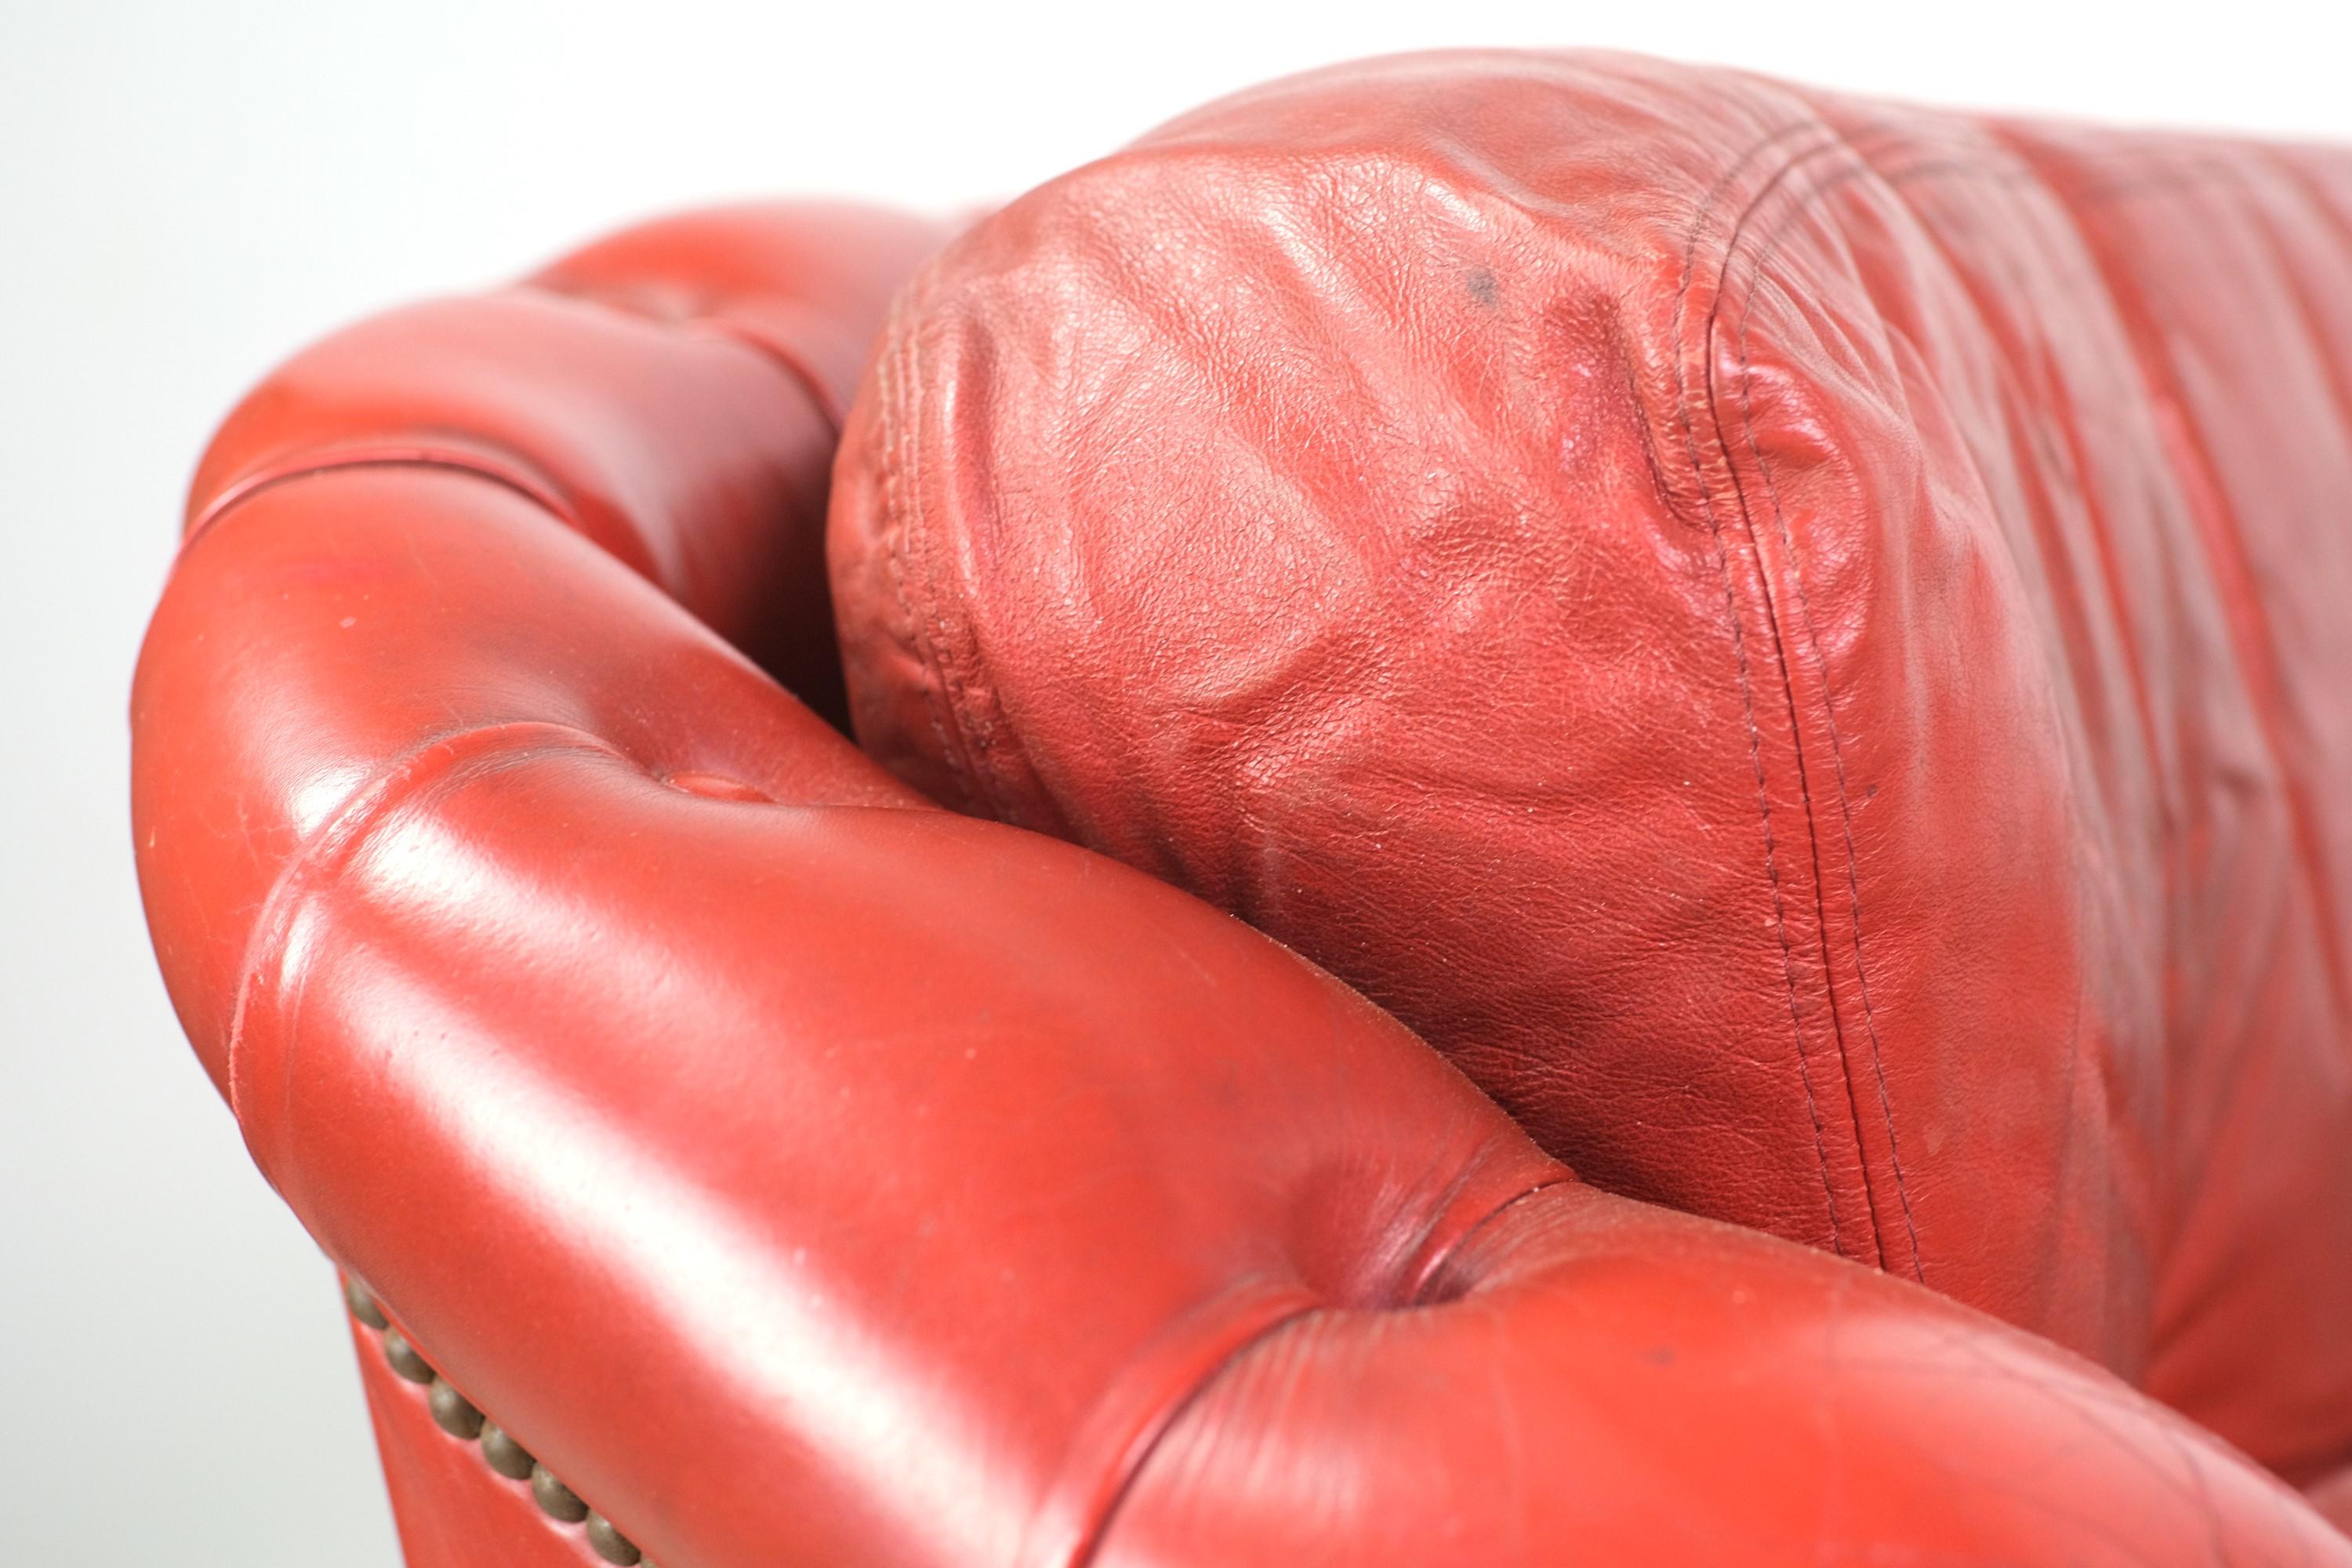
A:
[134,51,2352,1566]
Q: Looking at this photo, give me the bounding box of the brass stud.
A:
[426,1378,485,1440]
[342,1287,635,1561]
[585,1512,643,1564]
[479,1421,536,1480]
[380,1329,434,1384]
[341,1274,390,1331]
[531,1464,589,1523]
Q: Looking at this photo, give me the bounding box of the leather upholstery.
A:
[132,53,2352,1568]
[836,49,2352,1489]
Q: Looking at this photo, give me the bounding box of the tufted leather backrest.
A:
[829,50,2352,1483]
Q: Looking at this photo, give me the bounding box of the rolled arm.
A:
[131,204,2350,1568]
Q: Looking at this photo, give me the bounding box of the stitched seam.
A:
[1722,122,1951,1283]
[882,303,1066,837]
[1700,131,2313,1290]
[910,376,1014,822]
[1704,136,1895,1270]
[1668,119,1857,1259]
[1707,252,1894,1271]
[1679,122,2043,1276]
[874,307,992,816]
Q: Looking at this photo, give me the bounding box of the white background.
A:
[4,2,2347,1561]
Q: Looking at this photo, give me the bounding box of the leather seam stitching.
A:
[1671,116,2002,1275]
[1668,118,1859,1261]
[1686,127,2288,1285]
[887,303,1068,837]
[1718,118,1949,1283]
[876,309,986,813]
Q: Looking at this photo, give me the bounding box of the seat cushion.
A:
[829,49,2352,1483]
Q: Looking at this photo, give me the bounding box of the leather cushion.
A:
[829,50,2352,1481]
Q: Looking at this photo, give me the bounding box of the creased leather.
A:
[832,51,2352,1484]
[130,64,2352,1568]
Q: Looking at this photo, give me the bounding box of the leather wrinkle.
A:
[1706,122,2013,1287]
[183,450,588,556]
[136,104,2352,1565]
[1997,136,2352,1143]
[1657,120,2044,1277]
[1070,1171,1581,1568]
[1664,114,1883,1266]
[1874,1288,2239,1559]
[225,716,633,1136]
[2227,146,2352,1027]
[514,277,851,443]
[883,128,1985,1286]
[2052,158,2352,1457]
[1814,134,2234,1299]
[1664,114,2296,1290]
[1940,124,2182,964]
[1998,143,2352,1051]
[1798,140,2137,1293]
[1693,116,2352,1326]
[880,305,999,821]
[1402,1174,1584,1305]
